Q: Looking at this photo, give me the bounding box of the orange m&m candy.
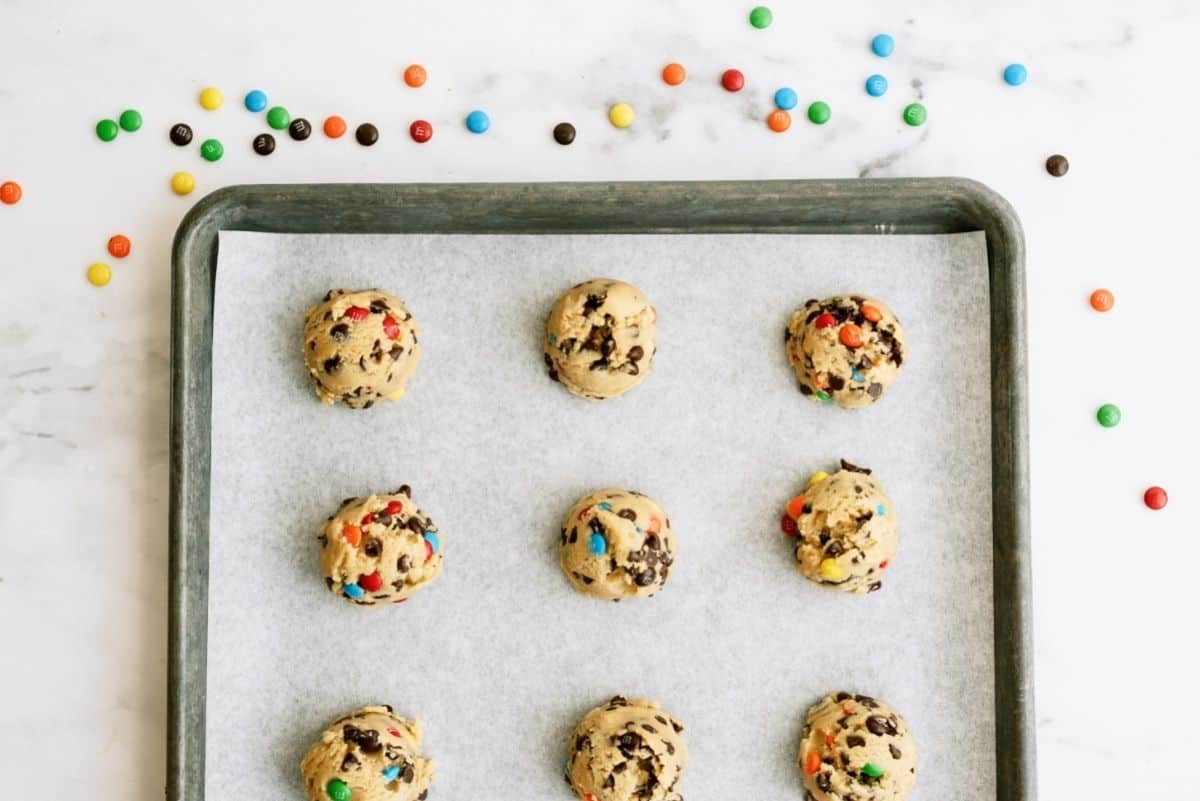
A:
[804,750,821,775]
[0,181,21,205]
[1089,288,1114,312]
[767,109,791,132]
[662,62,686,86]
[108,234,131,258]
[323,115,347,139]
[786,495,807,518]
[861,303,882,322]
[839,323,863,348]
[341,523,361,546]
[403,64,427,88]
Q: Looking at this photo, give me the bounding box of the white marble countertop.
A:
[1,1,1197,799]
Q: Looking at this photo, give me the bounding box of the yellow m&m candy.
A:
[807,470,829,488]
[608,102,635,129]
[198,86,223,110]
[819,558,843,580]
[171,171,195,196]
[87,262,111,287]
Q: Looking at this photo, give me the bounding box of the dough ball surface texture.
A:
[789,461,897,594]
[566,696,688,801]
[559,488,676,601]
[300,705,434,801]
[544,278,656,400]
[785,295,906,409]
[319,487,443,606]
[304,289,420,409]
[798,692,917,801]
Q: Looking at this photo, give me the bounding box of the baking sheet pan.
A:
[169,180,1032,801]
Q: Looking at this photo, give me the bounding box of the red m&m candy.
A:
[344,305,369,321]
[409,120,433,143]
[721,69,745,92]
[358,571,383,592]
[383,316,402,339]
[780,514,797,536]
[386,500,404,515]
[814,312,836,329]
[1143,486,1168,510]
[107,234,131,258]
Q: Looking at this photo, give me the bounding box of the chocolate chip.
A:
[612,761,627,773]
[868,581,883,592]
[617,508,637,521]
[840,459,871,475]
[575,735,590,752]
[666,740,675,754]
[370,298,390,313]
[330,323,350,341]
[867,382,883,399]
[358,729,381,752]
[364,538,381,557]
[825,540,844,557]
[418,791,427,801]
[628,345,644,362]
[583,293,607,311]
[618,732,640,750]
[835,692,851,701]
[846,735,866,748]
[589,357,608,371]
[324,576,334,589]
[323,355,342,374]
[866,715,893,736]
[342,724,361,743]
[397,555,412,572]
[671,720,683,733]
[604,774,615,789]
[407,518,425,535]
[889,744,902,759]
[1045,154,1069,177]
[854,694,878,708]
[828,374,846,391]
[817,772,832,792]
[641,724,657,733]
[799,383,813,396]
[601,337,615,356]
[634,568,655,586]
[568,528,578,543]
[785,327,792,343]
[402,764,415,783]
[341,752,359,771]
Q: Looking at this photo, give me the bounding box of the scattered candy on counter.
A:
[253,133,275,155]
[266,106,291,130]
[871,33,895,57]
[199,138,224,162]
[1096,403,1121,428]
[767,109,791,132]
[289,118,312,141]
[1003,63,1027,86]
[119,109,142,132]
[721,68,745,92]
[244,89,268,112]
[749,5,773,29]
[198,86,223,110]
[1143,486,1168,510]
[1089,288,1114,312]
[95,118,119,142]
[807,101,831,125]
[662,62,686,86]
[410,120,433,143]
[86,262,111,287]
[107,234,131,258]
[553,122,576,145]
[0,181,21,205]
[170,171,195,195]
[1045,154,1069,177]
[465,109,490,134]
[865,74,888,97]
[323,115,347,139]
[404,64,427,88]
[902,102,927,126]
[774,86,797,110]
[356,122,379,146]
[169,123,193,146]
[609,102,635,128]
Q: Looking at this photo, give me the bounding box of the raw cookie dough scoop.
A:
[779,459,898,594]
[798,692,917,801]
[566,696,688,801]
[300,704,435,801]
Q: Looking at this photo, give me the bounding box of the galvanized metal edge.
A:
[168,179,1032,801]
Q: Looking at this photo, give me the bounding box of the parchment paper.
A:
[207,230,994,800]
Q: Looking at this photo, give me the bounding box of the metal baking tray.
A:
[169,179,1032,801]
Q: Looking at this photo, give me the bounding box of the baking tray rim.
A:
[168,178,1032,801]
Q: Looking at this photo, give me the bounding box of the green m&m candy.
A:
[807,101,831,125]
[1096,403,1121,428]
[903,103,927,126]
[119,109,143,132]
[266,106,291,130]
[199,138,224,162]
[325,778,350,801]
[749,6,773,28]
[95,118,119,142]
[862,762,885,778]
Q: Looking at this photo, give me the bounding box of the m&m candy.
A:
[358,571,383,592]
[86,262,111,287]
[588,532,607,555]
[721,69,745,92]
[169,123,193,146]
[381,765,400,782]
[252,133,275,155]
[871,33,895,57]
[107,234,131,258]
[170,171,195,195]
[749,5,773,28]
[0,181,21,205]
[342,582,365,600]
[807,101,831,125]
[767,110,791,132]
[862,763,886,778]
[289,118,312,141]
[865,74,888,97]
[119,109,142,132]
[96,119,119,142]
[410,120,433,143]
[266,106,291,130]
[1143,486,1167,510]
[1089,288,1114,312]
[244,89,268,112]
[903,103,927,126]
[774,87,798,110]
[356,123,379,146]
[198,86,223,110]
[465,110,490,134]
[662,62,686,86]
[199,138,224,162]
[323,115,347,138]
[553,122,576,145]
[1003,63,1028,86]
[1096,403,1121,428]
[608,102,635,128]
[1046,154,1069,177]
[404,64,427,88]
[839,323,863,348]
[424,531,440,555]
[326,779,351,801]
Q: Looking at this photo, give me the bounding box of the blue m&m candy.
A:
[774,87,798,110]
[876,504,886,516]
[423,531,440,554]
[1003,63,1027,86]
[244,89,268,112]
[598,502,612,511]
[864,74,888,97]
[871,34,894,57]
[381,766,400,782]
[465,110,490,134]
[343,583,365,600]
[588,532,607,556]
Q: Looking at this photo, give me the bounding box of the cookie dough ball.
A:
[566,696,688,801]
[544,278,656,400]
[300,705,434,801]
[559,489,676,601]
[785,295,906,409]
[798,692,917,801]
[318,486,444,606]
[782,460,897,594]
[303,289,420,409]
